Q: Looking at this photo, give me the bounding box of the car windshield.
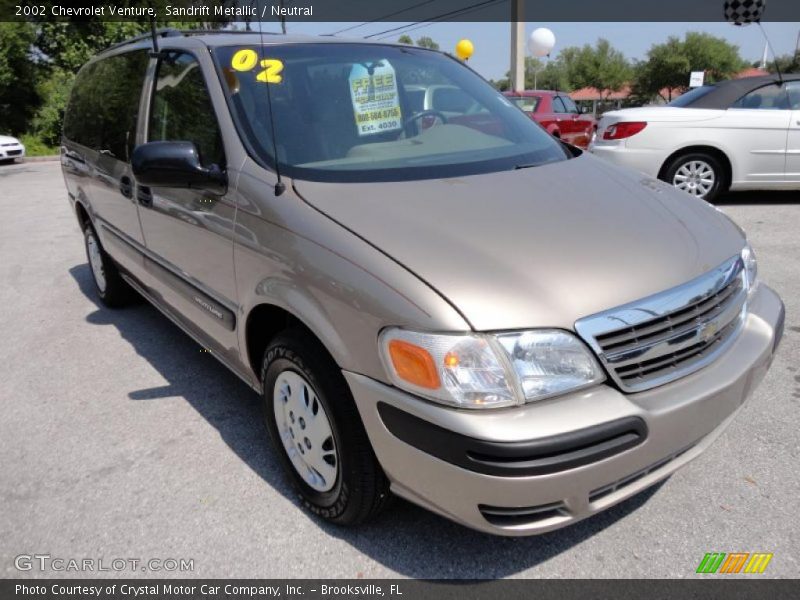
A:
[212,43,570,182]
[668,85,716,107]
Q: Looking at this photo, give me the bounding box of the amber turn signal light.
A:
[387,339,440,389]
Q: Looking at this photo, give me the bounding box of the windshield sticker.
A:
[230,49,283,83]
[348,62,402,136]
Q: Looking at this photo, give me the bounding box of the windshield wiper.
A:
[514,163,539,170]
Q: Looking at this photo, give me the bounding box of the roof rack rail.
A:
[103,28,184,53]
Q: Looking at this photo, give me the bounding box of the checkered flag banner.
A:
[724,0,767,25]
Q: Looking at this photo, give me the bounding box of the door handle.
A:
[119,176,133,198]
[137,185,153,208]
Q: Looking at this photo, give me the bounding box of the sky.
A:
[258,21,800,81]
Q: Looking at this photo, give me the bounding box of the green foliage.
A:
[633,32,745,102]
[31,68,75,146]
[35,22,152,72]
[760,53,800,74]
[1,20,223,144]
[19,133,59,157]
[415,36,440,51]
[0,22,40,135]
[565,39,632,98]
[494,39,629,95]
[397,34,413,45]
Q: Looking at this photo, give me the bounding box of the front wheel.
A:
[662,152,726,202]
[83,224,136,307]
[261,330,390,525]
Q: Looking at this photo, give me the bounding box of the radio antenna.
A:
[149,17,159,57]
[257,0,286,196]
[757,22,784,85]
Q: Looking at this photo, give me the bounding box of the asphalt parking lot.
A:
[1,160,798,579]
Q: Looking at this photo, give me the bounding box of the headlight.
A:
[741,243,758,294]
[379,328,605,409]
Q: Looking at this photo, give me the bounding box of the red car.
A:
[504,90,596,149]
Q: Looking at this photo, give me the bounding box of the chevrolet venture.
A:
[60,30,785,535]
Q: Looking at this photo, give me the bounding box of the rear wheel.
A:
[662,152,726,202]
[262,329,390,525]
[83,224,135,307]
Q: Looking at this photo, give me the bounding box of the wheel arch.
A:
[658,145,733,190]
[75,200,91,229]
[244,301,343,385]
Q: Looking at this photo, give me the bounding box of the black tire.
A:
[82,223,136,307]
[661,152,727,202]
[261,329,390,525]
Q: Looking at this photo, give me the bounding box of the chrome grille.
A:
[575,255,747,392]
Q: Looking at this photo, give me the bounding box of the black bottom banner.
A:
[3,579,799,600]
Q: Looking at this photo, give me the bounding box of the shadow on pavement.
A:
[70,262,665,578]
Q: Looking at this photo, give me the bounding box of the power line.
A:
[327,0,441,36]
[363,0,508,40]
[372,0,508,42]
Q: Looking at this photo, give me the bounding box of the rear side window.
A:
[561,96,579,114]
[730,84,790,110]
[787,81,800,110]
[509,96,540,112]
[63,50,149,160]
[148,51,225,168]
[552,96,567,113]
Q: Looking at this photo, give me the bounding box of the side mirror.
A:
[131,141,226,194]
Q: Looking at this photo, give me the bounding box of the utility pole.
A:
[510,0,525,91]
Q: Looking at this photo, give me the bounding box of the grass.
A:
[19,134,59,157]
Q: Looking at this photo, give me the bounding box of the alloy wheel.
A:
[673,160,716,198]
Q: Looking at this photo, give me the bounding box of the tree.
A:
[633,32,745,103]
[397,34,413,45]
[566,39,632,99]
[682,32,745,81]
[1,18,223,149]
[758,53,800,74]
[631,37,690,102]
[0,22,40,135]
[415,36,439,51]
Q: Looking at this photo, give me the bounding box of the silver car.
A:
[60,31,784,536]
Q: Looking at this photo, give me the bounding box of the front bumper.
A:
[346,284,784,536]
[0,144,25,160]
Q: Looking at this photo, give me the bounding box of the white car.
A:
[0,134,25,163]
[590,75,800,201]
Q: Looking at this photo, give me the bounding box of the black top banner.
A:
[1,0,799,23]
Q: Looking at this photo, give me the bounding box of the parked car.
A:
[61,31,784,536]
[504,90,596,148]
[590,75,800,201]
[0,134,25,163]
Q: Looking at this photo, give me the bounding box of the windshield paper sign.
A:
[349,62,402,136]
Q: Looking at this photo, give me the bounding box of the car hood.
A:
[294,153,745,331]
[599,106,724,123]
[0,135,21,144]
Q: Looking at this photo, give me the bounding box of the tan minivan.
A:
[61,30,785,536]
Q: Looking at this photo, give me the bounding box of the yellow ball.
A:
[455,39,474,60]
